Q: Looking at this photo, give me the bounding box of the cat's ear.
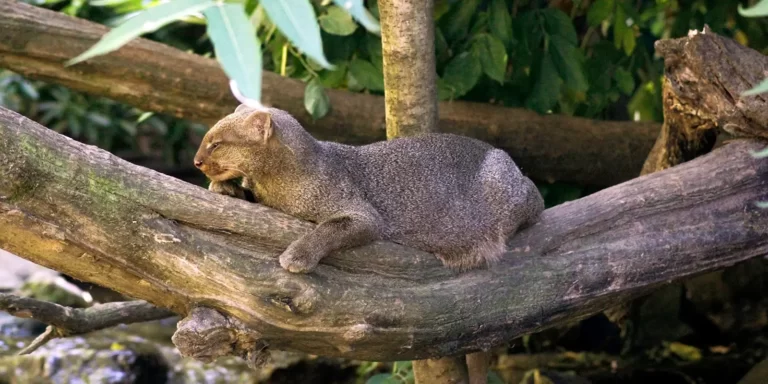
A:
[242,110,273,143]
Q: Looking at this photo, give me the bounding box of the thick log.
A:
[1,106,766,361]
[0,0,658,187]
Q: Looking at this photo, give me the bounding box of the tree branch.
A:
[1,105,765,361]
[0,0,658,187]
[0,293,174,353]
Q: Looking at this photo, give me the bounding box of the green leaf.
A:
[437,78,455,101]
[752,147,768,158]
[440,0,481,41]
[137,111,154,123]
[614,67,635,95]
[349,58,384,91]
[66,0,217,66]
[435,28,449,63]
[489,0,513,47]
[628,80,663,122]
[621,26,636,55]
[487,371,505,384]
[366,34,384,71]
[434,0,450,21]
[549,35,588,92]
[261,0,333,68]
[304,78,330,119]
[613,4,636,55]
[542,8,578,45]
[472,34,507,84]
[468,11,488,37]
[319,63,348,88]
[441,50,482,98]
[204,3,263,102]
[742,77,768,96]
[366,373,400,384]
[319,5,359,36]
[587,0,614,27]
[332,0,380,34]
[739,0,768,17]
[526,54,562,113]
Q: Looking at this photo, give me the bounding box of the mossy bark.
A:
[1,105,766,361]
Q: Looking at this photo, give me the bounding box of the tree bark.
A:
[640,25,768,174]
[606,25,768,336]
[380,0,438,138]
[1,106,766,362]
[0,0,658,187]
[379,0,467,381]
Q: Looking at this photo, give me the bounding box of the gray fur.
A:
[195,107,545,273]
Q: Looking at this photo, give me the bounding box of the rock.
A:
[0,331,170,384]
[21,270,91,308]
[0,249,57,291]
[0,311,46,339]
[0,326,349,384]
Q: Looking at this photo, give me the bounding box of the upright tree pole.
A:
[380,0,438,138]
[379,1,476,382]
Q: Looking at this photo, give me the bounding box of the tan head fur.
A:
[193,107,274,181]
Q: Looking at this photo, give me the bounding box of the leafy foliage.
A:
[359,360,506,384]
[64,0,380,105]
[4,0,768,193]
[204,3,263,101]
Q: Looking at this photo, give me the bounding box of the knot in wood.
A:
[267,278,318,315]
[172,307,235,363]
[343,323,374,343]
[172,306,267,369]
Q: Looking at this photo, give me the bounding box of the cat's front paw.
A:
[278,242,320,273]
[208,180,247,200]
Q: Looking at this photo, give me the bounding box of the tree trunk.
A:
[379,1,468,381]
[1,106,766,362]
[380,0,438,138]
[0,0,658,187]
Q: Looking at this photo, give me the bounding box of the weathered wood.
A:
[378,1,466,380]
[1,106,766,361]
[0,293,173,354]
[0,294,172,335]
[609,26,768,337]
[643,26,768,174]
[0,0,658,187]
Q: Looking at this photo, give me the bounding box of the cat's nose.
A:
[194,160,203,168]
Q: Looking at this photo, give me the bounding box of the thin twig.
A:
[17,325,55,355]
[0,293,175,353]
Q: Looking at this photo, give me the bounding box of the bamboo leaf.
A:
[204,3,263,102]
[738,0,768,17]
[66,0,217,66]
[332,0,380,34]
[261,0,333,68]
[742,77,768,96]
